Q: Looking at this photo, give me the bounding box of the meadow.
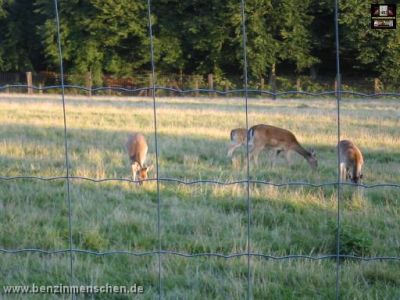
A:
[0,94,399,299]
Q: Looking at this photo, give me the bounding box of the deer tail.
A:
[230,130,235,141]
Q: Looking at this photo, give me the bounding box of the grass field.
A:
[0,94,399,299]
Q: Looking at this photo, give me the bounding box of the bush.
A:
[329,221,372,257]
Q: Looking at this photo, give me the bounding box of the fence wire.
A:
[334,0,342,298]
[1,175,400,189]
[3,84,400,97]
[53,0,75,297]
[146,0,163,297]
[240,0,252,298]
[0,0,400,299]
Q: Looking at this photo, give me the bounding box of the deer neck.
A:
[292,142,312,160]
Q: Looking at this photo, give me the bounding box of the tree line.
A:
[1,0,399,86]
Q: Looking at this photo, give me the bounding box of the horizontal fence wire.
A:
[0,71,398,93]
[2,84,400,97]
[0,248,399,261]
[1,176,400,189]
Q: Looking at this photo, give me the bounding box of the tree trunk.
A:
[269,63,276,100]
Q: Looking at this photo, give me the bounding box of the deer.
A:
[227,128,248,158]
[247,124,318,170]
[338,139,364,184]
[228,127,284,164]
[126,133,152,185]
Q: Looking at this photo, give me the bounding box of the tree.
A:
[228,0,278,81]
[0,0,44,72]
[2,0,398,85]
[229,0,318,81]
[276,0,319,72]
[340,0,400,81]
[307,0,336,77]
[35,0,149,84]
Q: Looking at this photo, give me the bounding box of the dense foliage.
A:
[0,0,399,81]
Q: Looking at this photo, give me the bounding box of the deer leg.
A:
[339,163,346,182]
[249,146,262,168]
[227,143,241,158]
[346,167,351,181]
[267,149,276,168]
[245,146,255,170]
[131,164,137,181]
[284,150,292,167]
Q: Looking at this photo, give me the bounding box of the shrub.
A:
[329,221,372,257]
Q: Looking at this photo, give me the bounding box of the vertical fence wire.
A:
[146,1,163,299]
[239,0,252,298]
[53,1,75,299]
[334,0,342,299]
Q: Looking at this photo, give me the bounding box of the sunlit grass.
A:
[0,95,399,298]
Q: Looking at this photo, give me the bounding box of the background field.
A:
[0,94,399,299]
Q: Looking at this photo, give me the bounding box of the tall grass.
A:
[0,95,399,299]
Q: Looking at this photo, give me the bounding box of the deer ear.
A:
[310,149,317,157]
[146,165,153,172]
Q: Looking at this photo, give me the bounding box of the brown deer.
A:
[338,140,364,184]
[227,128,248,158]
[247,124,317,170]
[126,133,152,185]
[228,127,284,165]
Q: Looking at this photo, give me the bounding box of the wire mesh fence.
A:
[2,71,400,97]
[0,0,400,299]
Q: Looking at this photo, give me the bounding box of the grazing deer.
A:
[338,140,364,184]
[227,128,247,157]
[126,133,152,185]
[247,124,317,170]
[228,128,284,166]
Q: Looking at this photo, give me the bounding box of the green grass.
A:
[0,95,399,299]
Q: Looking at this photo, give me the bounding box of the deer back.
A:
[127,133,148,167]
[249,124,317,169]
[248,124,300,149]
[338,140,364,182]
[230,128,247,144]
